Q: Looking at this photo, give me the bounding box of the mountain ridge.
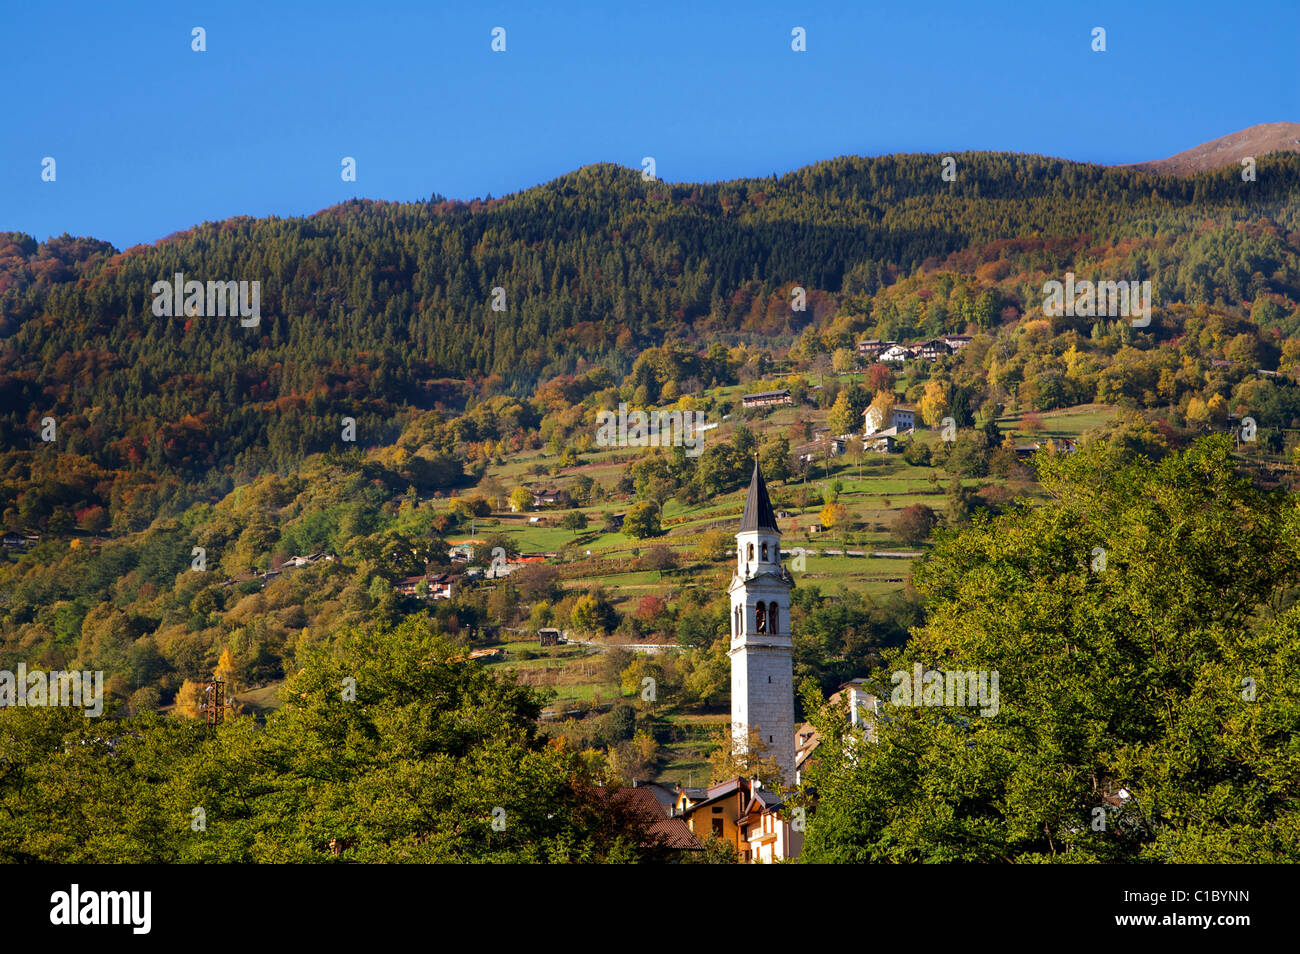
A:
[1118,121,1300,176]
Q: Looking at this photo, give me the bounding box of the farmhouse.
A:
[531,488,561,507]
[863,426,899,453]
[864,405,916,434]
[283,552,332,568]
[915,338,953,360]
[395,572,454,600]
[741,389,793,409]
[1015,437,1078,459]
[2,533,40,550]
[890,405,917,430]
[795,437,846,461]
[856,339,895,359]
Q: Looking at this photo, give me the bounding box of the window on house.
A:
[712,818,724,837]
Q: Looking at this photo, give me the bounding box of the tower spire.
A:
[739,458,779,533]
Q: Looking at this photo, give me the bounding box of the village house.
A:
[531,488,561,508]
[795,679,882,784]
[943,334,973,352]
[863,404,916,435]
[1015,437,1078,460]
[794,436,847,462]
[915,338,953,360]
[856,339,895,359]
[741,389,794,409]
[488,553,549,579]
[537,627,563,647]
[394,571,454,600]
[863,426,900,454]
[674,777,803,863]
[282,552,333,568]
[877,344,912,363]
[222,551,336,589]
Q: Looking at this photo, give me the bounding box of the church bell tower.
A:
[728,460,795,787]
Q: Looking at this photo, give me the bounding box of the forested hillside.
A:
[3,152,1298,495]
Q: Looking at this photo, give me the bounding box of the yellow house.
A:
[676,777,802,863]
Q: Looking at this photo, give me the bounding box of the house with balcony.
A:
[674,776,803,863]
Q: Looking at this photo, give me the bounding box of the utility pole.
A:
[198,679,233,727]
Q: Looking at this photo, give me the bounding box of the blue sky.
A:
[4,0,1297,249]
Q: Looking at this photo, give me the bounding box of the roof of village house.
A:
[633,779,684,812]
[738,788,785,823]
[594,787,703,852]
[680,778,746,811]
[739,461,779,533]
[397,572,451,584]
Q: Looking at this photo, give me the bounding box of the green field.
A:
[998,403,1118,439]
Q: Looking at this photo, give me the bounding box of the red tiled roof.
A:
[593,787,703,852]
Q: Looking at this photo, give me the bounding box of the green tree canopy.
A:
[801,437,1300,863]
[0,617,677,862]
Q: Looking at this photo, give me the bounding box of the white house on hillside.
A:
[863,404,917,435]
